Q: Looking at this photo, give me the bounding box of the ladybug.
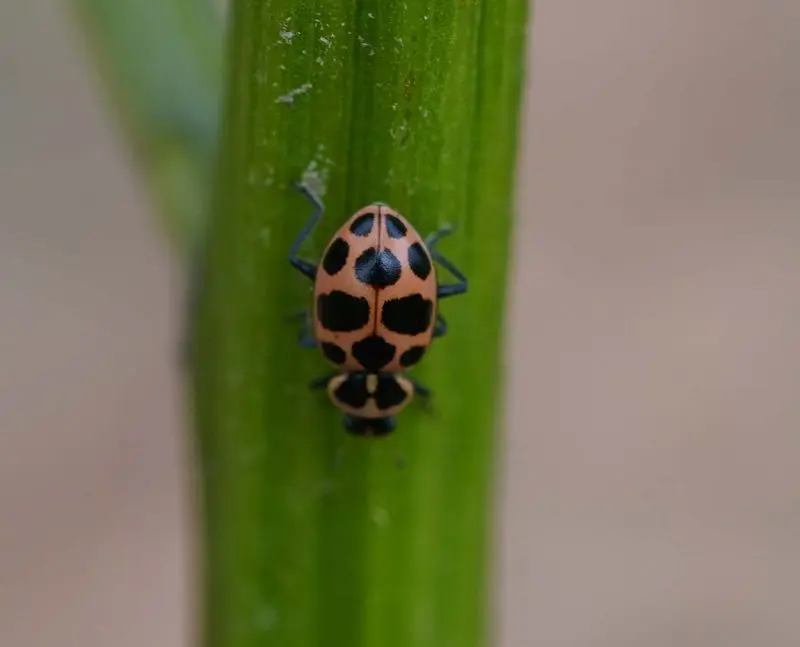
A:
[288,183,467,435]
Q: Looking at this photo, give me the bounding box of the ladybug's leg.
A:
[409,379,431,398]
[299,330,317,349]
[425,226,468,299]
[297,310,317,349]
[432,313,448,338]
[288,182,324,280]
[286,309,317,348]
[408,378,434,413]
[309,373,337,390]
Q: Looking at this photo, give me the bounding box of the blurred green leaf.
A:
[73,0,223,249]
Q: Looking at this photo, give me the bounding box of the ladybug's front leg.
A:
[288,182,325,280]
[425,225,468,299]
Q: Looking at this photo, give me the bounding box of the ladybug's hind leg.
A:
[288,182,325,280]
[408,378,434,413]
[425,225,468,299]
[409,379,431,398]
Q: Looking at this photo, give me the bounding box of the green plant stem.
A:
[194,1,528,646]
[72,0,223,249]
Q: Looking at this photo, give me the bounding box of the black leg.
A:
[285,309,317,348]
[408,378,433,413]
[426,225,468,299]
[288,182,324,280]
[309,373,336,390]
[285,307,309,321]
[433,313,448,338]
[299,331,317,349]
[409,378,431,399]
[296,310,317,349]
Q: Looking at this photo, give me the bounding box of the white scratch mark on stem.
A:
[301,144,334,197]
[275,83,313,105]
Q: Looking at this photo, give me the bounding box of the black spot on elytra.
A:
[381,294,433,335]
[320,342,346,365]
[349,213,375,237]
[399,345,426,368]
[385,214,407,239]
[355,248,402,287]
[407,242,431,280]
[317,291,371,332]
[334,375,369,408]
[322,238,349,276]
[375,375,409,410]
[352,335,397,372]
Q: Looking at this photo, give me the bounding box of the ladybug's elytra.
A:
[289,183,467,436]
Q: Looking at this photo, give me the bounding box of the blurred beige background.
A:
[2,1,799,646]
